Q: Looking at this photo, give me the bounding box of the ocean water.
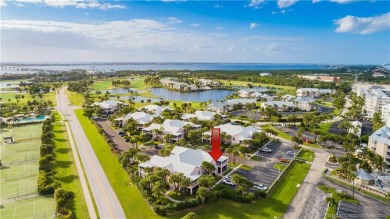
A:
[0,63,328,73]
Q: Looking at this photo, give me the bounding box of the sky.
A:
[1,0,389,64]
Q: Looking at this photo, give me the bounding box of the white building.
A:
[207,102,228,113]
[349,120,362,137]
[294,97,316,111]
[259,72,272,76]
[261,101,295,111]
[296,88,334,97]
[226,98,257,105]
[202,123,260,145]
[367,117,390,171]
[142,119,201,142]
[92,100,127,114]
[281,94,296,101]
[182,110,220,121]
[138,146,228,194]
[115,112,158,128]
[141,104,172,115]
[357,86,390,119]
[382,104,390,122]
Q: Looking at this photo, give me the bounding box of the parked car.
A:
[222,179,235,186]
[287,151,295,156]
[253,184,268,191]
[260,147,272,153]
[280,157,290,163]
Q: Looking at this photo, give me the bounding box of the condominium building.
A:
[357,86,390,119]
[367,117,390,171]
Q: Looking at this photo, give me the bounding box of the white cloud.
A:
[167,17,182,24]
[312,0,320,3]
[334,12,390,34]
[277,0,297,8]
[1,19,311,63]
[190,23,200,27]
[10,0,125,10]
[14,3,25,6]
[248,0,265,8]
[329,0,353,3]
[213,4,223,8]
[1,0,7,7]
[272,9,294,14]
[249,23,258,29]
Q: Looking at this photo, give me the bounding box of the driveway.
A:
[96,118,159,156]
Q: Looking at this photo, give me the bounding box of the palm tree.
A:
[179,176,192,199]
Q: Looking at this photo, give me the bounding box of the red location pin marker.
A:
[209,128,223,161]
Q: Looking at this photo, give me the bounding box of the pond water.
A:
[99,88,140,94]
[148,88,234,102]
[118,96,160,103]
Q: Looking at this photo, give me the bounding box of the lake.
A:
[148,88,234,102]
[100,88,139,94]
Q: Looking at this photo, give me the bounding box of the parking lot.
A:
[337,201,363,218]
[233,139,296,189]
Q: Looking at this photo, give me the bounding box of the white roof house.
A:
[349,120,362,137]
[143,119,201,140]
[141,104,172,115]
[139,146,228,181]
[281,94,296,101]
[226,98,257,105]
[92,100,127,113]
[202,123,260,144]
[296,88,335,97]
[294,96,316,111]
[261,101,295,111]
[124,112,158,125]
[182,110,217,121]
[207,102,228,113]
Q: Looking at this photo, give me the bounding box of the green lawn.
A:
[0,91,56,107]
[90,80,113,90]
[74,109,160,219]
[273,163,287,171]
[66,90,84,106]
[318,185,359,219]
[317,122,333,134]
[297,150,315,162]
[52,111,90,219]
[174,160,311,219]
[221,80,296,95]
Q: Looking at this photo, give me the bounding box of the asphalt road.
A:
[57,88,126,219]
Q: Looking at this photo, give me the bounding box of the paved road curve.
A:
[57,88,125,219]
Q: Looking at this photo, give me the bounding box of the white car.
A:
[253,184,268,191]
[287,151,295,156]
[260,147,272,153]
[222,179,235,186]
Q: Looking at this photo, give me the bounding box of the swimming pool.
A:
[16,115,48,124]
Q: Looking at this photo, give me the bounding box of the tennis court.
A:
[0,124,55,218]
[0,197,56,219]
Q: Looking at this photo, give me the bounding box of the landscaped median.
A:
[74,109,160,219]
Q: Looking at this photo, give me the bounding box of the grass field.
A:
[317,122,334,134]
[74,109,161,219]
[66,90,84,106]
[0,124,55,218]
[52,111,90,219]
[0,91,56,107]
[90,80,113,90]
[221,80,296,95]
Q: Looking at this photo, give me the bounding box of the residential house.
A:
[294,96,316,111]
[281,94,296,101]
[115,112,158,128]
[92,100,127,114]
[296,88,334,97]
[367,117,390,171]
[202,123,260,145]
[207,102,229,113]
[138,146,228,194]
[141,104,173,115]
[261,101,295,111]
[142,119,201,142]
[182,110,224,121]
